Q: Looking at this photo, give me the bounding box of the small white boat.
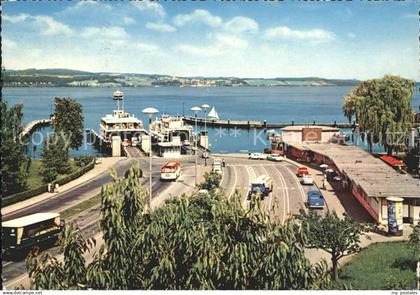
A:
[208,106,219,120]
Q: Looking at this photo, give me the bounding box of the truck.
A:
[2,212,65,258]
[307,189,325,209]
[247,175,273,199]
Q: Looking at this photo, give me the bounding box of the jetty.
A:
[20,118,52,139]
[182,116,354,129]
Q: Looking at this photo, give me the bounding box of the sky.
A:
[2,0,419,80]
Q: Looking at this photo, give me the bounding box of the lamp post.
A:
[191,106,202,187]
[201,104,210,135]
[142,107,159,208]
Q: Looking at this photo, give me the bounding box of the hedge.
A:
[2,159,95,208]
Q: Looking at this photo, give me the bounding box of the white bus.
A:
[2,212,65,258]
[160,161,182,181]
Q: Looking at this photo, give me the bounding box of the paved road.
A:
[2,151,325,288]
[220,158,327,222]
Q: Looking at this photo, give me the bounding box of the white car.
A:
[202,151,209,159]
[267,154,284,162]
[301,174,314,185]
[249,153,266,160]
[212,165,223,174]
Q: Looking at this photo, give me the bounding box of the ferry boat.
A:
[99,90,144,145]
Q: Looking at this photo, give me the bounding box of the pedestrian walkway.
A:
[1,157,125,216]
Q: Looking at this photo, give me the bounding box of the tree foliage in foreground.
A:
[408,221,420,259]
[200,171,222,191]
[342,75,414,153]
[1,101,29,196]
[26,165,329,290]
[300,210,369,280]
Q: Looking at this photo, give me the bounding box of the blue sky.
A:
[2,1,419,79]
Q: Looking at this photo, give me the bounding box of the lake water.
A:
[4,87,420,157]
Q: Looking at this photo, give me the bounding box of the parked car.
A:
[202,151,209,159]
[301,174,314,185]
[296,167,309,177]
[307,189,325,209]
[267,154,284,162]
[249,153,266,160]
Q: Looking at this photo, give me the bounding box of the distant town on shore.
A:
[2,68,361,88]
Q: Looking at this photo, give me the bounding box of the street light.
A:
[201,104,210,136]
[142,107,159,209]
[191,106,202,187]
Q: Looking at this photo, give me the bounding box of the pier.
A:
[20,118,52,139]
[182,116,354,129]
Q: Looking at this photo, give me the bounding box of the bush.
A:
[74,155,95,168]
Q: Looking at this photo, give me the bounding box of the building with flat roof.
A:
[285,142,420,224]
[281,125,341,144]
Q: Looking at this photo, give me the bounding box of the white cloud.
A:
[134,42,160,52]
[33,16,74,36]
[3,13,30,23]
[2,38,17,49]
[173,9,222,27]
[211,33,248,49]
[224,16,259,34]
[146,22,176,33]
[347,32,356,39]
[174,44,223,57]
[133,1,166,18]
[3,13,73,36]
[81,26,128,39]
[123,16,137,25]
[264,26,335,42]
[175,33,248,57]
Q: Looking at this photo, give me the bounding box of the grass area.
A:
[61,193,101,220]
[26,159,78,190]
[336,241,417,290]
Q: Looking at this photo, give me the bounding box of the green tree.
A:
[26,165,330,290]
[52,97,84,150]
[342,76,415,153]
[41,133,70,182]
[1,101,28,195]
[409,221,420,258]
[26,223,95,290]
[200,171,222,191]
[300,210,369,280]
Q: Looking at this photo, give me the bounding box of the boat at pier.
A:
[99,90,144,145]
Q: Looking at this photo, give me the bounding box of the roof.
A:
[2,213,60,228]
[163,161,181,167]
[282,125,339,132]
[288,142,420,199]
[157,142,182,147]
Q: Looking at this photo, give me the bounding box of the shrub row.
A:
[2,159,95,208]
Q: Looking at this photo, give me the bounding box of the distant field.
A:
[336,241,417,290]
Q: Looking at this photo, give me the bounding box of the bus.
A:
[2,212,65,258]
[160,161,182,181]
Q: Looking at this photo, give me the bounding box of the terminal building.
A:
[281,126,420,225]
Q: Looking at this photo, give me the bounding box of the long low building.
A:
[285,142,420,224]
